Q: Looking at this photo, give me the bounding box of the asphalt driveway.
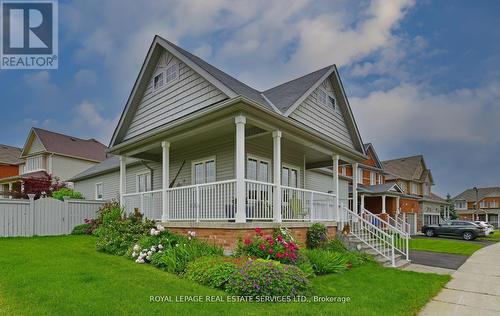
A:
[410,250,468,270]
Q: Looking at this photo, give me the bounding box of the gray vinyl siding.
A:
[74,172,120,201]
[305,170,349,200]
[289,78,354,149]
[124,51,228,141]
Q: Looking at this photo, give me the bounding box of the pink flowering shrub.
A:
[237,227,300,264]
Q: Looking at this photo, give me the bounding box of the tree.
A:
[446,193,458,220]
[22,173,66,199]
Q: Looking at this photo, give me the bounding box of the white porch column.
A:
[382,195,387,213]
[8,182,13,199]
[162,141,170,222]
[352,163,359,213]
[119,156,127,206]
[332,155,339,221]
[235,115,246,223]
[360,194,365,211]
[272,131,282,222]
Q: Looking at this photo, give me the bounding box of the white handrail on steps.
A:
[339,204,396,267]
[361,208,410,261]
[391,212,411,235]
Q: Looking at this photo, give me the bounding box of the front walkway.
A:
[420,242,500,315]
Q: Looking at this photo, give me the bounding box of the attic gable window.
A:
[153,72,164,90]
[165,63,178,85]
[318,88,336,110]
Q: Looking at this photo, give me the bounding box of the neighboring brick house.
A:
[0,144,23,197]
[452,187,500,228]
[382,155,449,233]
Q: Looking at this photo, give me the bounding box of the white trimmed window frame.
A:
[281,163,301,188]
[136,171,152,193]
[95,182,103,200]
[370,171,376,185]
[317,87,336,111]
[191,156,216,185]
[153,63,179,92]
[246,155,272,183]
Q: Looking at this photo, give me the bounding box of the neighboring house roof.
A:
[21,128,109,162]
[452,187,500,202]
[420,193,449,205]
[358,183,404,195]
[110,35,365,156]
[70,156,139,181]
[382,155,434,184]
[0,144,23,165]
[362,143,384,170]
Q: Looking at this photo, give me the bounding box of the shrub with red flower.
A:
[237,227,300,264]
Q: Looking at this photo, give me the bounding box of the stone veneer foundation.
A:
[161,221,337,250]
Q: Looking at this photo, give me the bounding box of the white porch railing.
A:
[361,208,410,260]
[282,186,335,221]
[339,204,396,267]
[388,212,411,235]
[122,179,337,222]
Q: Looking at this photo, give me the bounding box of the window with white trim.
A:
[410,182,418,195]
[24,155,44,173]
[192,157,216,184]
[153,72,164,90]
[282,165,299,188]
[378,174,382,184]
[479,200,487,208]
[95,183,103,200]
[341,166,347,176]
[318,87,336,110]
[165,63,178,85]
[490,200,498,208]
[136,172,151,193]
[357,167,363,184]
[247,157,270,182]
[370,171,376,185]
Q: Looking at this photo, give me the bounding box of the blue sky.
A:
[1,0,499,197]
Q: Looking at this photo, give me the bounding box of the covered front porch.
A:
[116,111,364,224]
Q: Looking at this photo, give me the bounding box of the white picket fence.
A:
[0,195,105,237]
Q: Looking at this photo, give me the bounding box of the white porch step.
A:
[344,234,411,268]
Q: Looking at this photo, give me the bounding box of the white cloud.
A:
[71,101,119,144]
[351,82,500,149]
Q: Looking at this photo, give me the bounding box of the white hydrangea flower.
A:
[147,251,153,256]
[158,244,163,249]
[133,244,140,252]
[132,252,137,258]
[175,243,179,247]
[146,256,151,261]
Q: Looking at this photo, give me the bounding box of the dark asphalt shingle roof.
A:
[262,65,332,113]
[32,128,109,162]
[0,144,22,165]
[358,183,402,194]
[453,187,500,202]
[69,156,140,181]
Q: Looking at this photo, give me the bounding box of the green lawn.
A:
[410,238,483,256]
[0,236,449,316]
[479,230,500,242]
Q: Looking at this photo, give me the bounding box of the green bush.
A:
[324,238,374,267]
[302,249,349,275]
[71,223,92,235]
[306,223,328,249]
[52,188,83,201]
[95,206,154,256]
[129,230,223,274]
[185,256,242,290]
[226,259,310,297]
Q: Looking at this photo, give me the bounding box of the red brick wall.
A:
[400,198,420,213]
[0,165,18,179]
[167,226,337,250]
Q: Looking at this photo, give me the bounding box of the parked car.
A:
[474,221,494,235]
[421,220,487,240]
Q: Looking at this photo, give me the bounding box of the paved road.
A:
[420,242,500,315]
[410,250,468,270]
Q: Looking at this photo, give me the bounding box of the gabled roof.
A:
[263,65,332,114]
[362,143,384,170]
[110,35,365,155]
[69,156,140,181]
[358,182,404,194]
[382,155,434,184]
[0,144,23,165]
[453,187,500,202]
[21,128,109,162]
